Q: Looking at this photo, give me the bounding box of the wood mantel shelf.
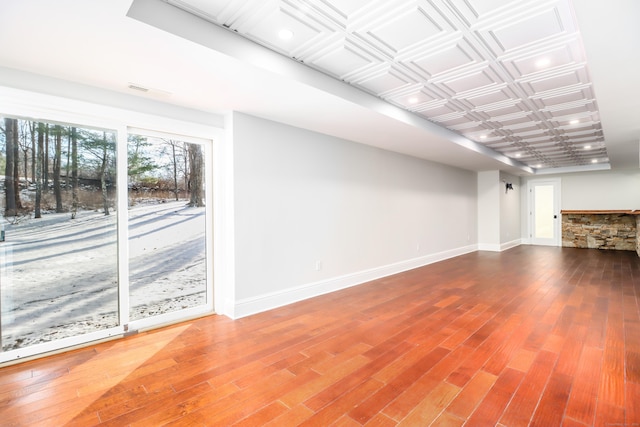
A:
[561,210,640,215]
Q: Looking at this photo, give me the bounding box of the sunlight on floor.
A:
[32,324,191,425]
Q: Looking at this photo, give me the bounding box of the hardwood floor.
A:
[0,246,638,426]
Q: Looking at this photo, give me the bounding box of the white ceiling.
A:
[0,0,638,175]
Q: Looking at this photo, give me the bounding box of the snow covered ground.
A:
[0,200,206,351]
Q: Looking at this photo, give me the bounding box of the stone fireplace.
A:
[561,210,639,255]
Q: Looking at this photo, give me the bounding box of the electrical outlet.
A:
[315,261,322,271]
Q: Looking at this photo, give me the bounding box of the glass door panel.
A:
[534,185,554,239]
[1,117,118,352]
[127,133,208,321]
[530,179,560,246]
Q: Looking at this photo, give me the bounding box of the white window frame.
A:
[0,86,227,363]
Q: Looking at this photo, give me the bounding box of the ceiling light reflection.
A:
[278,29,294,40]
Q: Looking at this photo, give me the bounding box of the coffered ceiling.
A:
[166,0,608,170]
[0,0,637,174]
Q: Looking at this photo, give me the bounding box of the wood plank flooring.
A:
[0,246,638,426]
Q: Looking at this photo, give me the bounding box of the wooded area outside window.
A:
[1,118,119,355]
[0,102,215,363]
[127,132,209,323]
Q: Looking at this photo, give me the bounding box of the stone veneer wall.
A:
[562,213,637,251]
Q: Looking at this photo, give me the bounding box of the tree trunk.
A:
[11,120,22,212]
[183,143,188,198]
[22,123,29,185]
[65,127,71,188]
[3,118,17,217]
[43,124,49,193]
[35,123,44,219]
[23,149,28,185]
[187,143,204,207]
[53,126,63,212]
[29,122,36,182]
[171,142,178,201]
[71,127,79,219]
[100,133,110,216]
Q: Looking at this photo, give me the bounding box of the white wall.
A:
[521,169,640,210]
[500,171,521,247]
[230,112,478,317]
[556,169,640,210]
[477,171,500,250]
[477,170,521,251]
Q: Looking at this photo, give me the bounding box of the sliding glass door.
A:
[0,111,214,363]
[1,118,119,354]
[127,132,210,323]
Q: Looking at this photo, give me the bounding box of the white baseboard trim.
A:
[501,239,521,251]
[477,243,501,252]
[231,244,478,319]
[478,239,521,252]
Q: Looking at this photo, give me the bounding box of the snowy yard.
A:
[0,200,206,351]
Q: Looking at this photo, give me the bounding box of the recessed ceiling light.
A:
[536,164,542,168]
[515,153,522,158]
[479,135,487,140]
[584,145,592,150]
[591,159,598,163]
[569,119,580,125]
[278,29,294,40]
[408,97,419,104]
[535,58,551,68]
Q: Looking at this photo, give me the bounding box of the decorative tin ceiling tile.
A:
[167,0,610,170]
[305,37,382,79]
[353,66,418,95]
[407,37,479,78]
[365,8,444,54]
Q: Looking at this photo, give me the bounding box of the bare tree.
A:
[3,118,20,217]
[35,122,44,218]
[18,120,30,184]
[43,124,49,193]
[65,126,71,188]
[29,121,36,182]
[99,134,110,215]
[171,141,179,200]
[182,142,188,197]
[70,127,79,219]
[161,139,181,201]
[53,125,63,212]
[187,143,204,207]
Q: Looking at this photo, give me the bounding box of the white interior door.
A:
[529,179,561,246]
